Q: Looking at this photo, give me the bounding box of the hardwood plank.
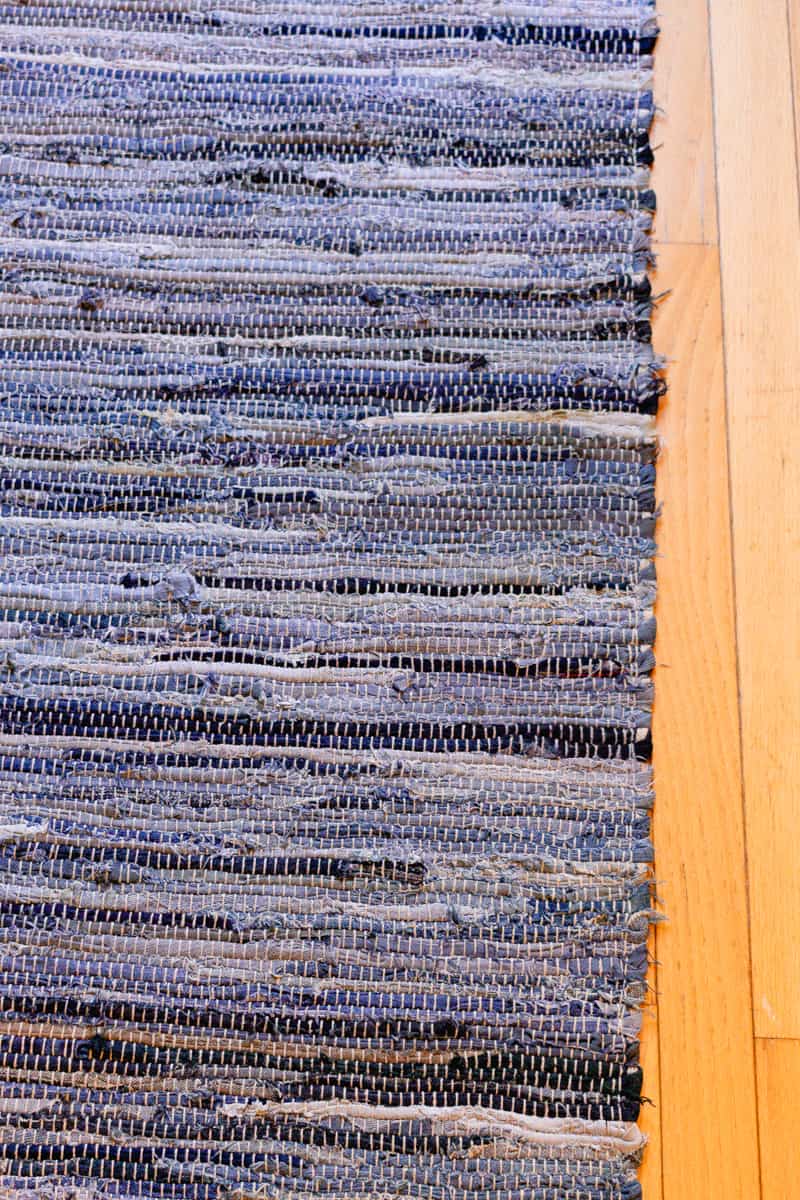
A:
[651,243,761,1199]
[789,3,800,172]
[709,0,800,1037]
[647,6,762,1193]
[755,1039,800,1200]
[651,0,718,245]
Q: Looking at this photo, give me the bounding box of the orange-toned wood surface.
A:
[754,1039,800,1199]
[644,2,800,1195]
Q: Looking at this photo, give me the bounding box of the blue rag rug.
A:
[0,4,660,1197]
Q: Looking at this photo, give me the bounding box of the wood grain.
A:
[708,0,800,1038]
[790,3,800,171]
[755,1039,800,1199]
[650,0,718,245]
[641,2,800,1190]
[651,243,762,1199]
[644,4,764,1194]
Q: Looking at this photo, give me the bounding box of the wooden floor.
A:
[642,1,800,1196]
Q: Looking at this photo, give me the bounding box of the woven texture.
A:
[0,4,659,1197]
